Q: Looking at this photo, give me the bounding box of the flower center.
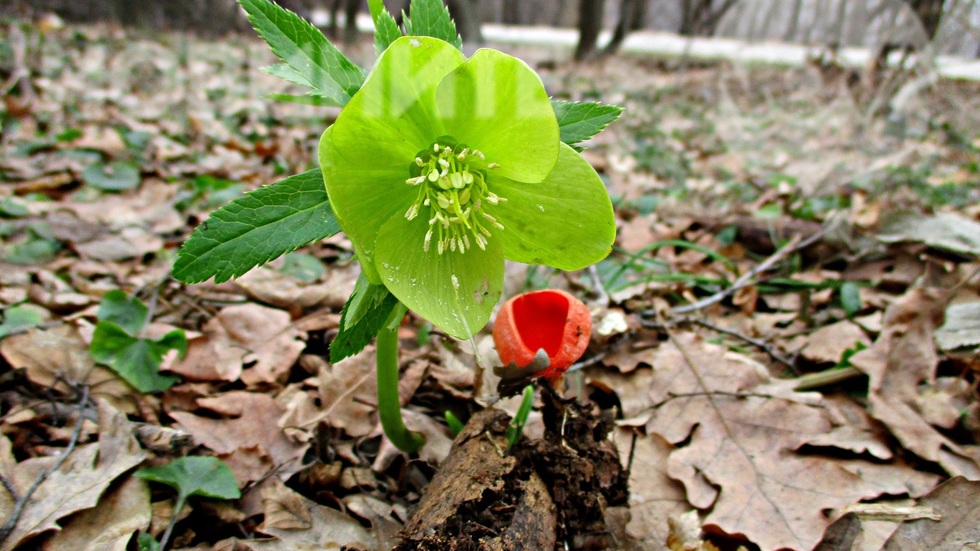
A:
[404,138,506,255]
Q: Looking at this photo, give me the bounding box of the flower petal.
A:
[490,143,616,270]
[319,126,417,283]
[333,36,466,163]
[434,48,558,183]
[374,214,504,339]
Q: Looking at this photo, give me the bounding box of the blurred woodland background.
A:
[2,0,979,60]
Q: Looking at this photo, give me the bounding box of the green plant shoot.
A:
[135,456,241,550]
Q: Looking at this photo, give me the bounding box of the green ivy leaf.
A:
[279,252,325,281]
[173,169,340,284]
[0,305,44,340]
[238,0,364,106]
[331,274,399,362]
[137,532,160,551]
[82,161,141,191]
[135,456,241,502]
[367,0,402,55]
[89,321,184,393]
[839,281,862,318]
[97,290,148,336]
[552,99,624,148]
[402,0,462,50]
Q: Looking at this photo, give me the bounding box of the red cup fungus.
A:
[493,289,592,380]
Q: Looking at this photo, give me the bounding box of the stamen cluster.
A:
[404,140,506,254]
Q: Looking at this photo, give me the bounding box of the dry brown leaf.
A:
[800,320,872,364]
[172,303,305,384]
[169,391,306,483]
[641,332,938,551]
[0,400,147,551]
[850,288,980,478]
[255,480,377,550]
[317,349,379,438]
[615,429,688,547]
[235,265,356,311]
[0,325,137,413]
[884,477,980,549]
[41,476,151,551]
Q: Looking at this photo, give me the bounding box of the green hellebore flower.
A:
[319,36,615,339]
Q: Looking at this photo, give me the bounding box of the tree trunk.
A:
[449,0,484,43]
[904,0,946,41]
[783,0,804,42]
[575,0,605,60]
[604,0,647,55]
[502,0,520,24]
[680,0,740,36]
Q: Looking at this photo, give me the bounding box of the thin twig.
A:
[690,318,796,370]
[0,386,90,545]
[587,264,610,306]
[669,227,829,315]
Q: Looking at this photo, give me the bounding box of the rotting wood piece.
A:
[398,391,629,550]
[396,409,558,550]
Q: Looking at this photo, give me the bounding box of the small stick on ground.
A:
[0,385,90,545]
[669,227,829,315]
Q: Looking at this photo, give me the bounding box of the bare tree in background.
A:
[604,0,647,54]
[679,0,740,36]
[574,0,605,60]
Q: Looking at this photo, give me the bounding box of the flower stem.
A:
[376,303,425,453]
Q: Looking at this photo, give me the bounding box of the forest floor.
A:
[1,21,980,551]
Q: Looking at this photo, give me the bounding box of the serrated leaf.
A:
[552,99,624,147]
[89,321,184,393]
[135,456,241,501]
[238,0,364,106]
[97,290,148,336]
[402,0,462,50]
[266,92,336,107]
[368,0,402,55]
[173,169,340,284]
[330,274,399,362]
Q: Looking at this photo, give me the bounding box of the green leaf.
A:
[0,196,30,218]
[265,92,336,107]
[375,213,504,339]
[137,532,160,551]
[97,290,148,336]
[330,274,400,362]
[135,456,241,501]
[279,252,325,281]
[1,233,60,265]
[434,46,559,183]
[173,169,340,284]
[551,99,624,148]
[493,143,616,271]
[840,282,862,318]
[403,0,462,50]
[238,0,364,106]
[90,322,184,393]
[367,0,402,55]
[82,161,141,191]
[505,385,534,449]
[0,305,44,339]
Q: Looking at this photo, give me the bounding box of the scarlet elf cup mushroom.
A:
[494,289,592,381]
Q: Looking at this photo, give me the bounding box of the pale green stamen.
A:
[404,142,505,254]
